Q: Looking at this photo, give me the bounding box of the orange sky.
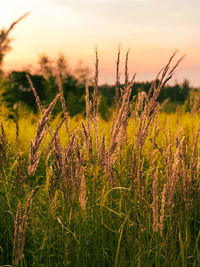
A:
[1,0,200,86]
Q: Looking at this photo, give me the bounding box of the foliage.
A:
[0,28,11,65]
[0,51,200,267]
[3,71,46,111]
[0,69,192,120]
[0,111,200,266]
[0,13,29,67]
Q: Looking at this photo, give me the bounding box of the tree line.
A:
[0,64,191,119]
[0,15,191,119]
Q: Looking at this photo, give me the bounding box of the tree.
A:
[3,71,46,112]
[0,13,29,67]
[0,30,11,66]
[74,60,91,85]
[181,79,190,101]
[56,53,69,81]
[38,54,54,80]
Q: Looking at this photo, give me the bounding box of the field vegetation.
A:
[0,50,200,267]
[0,16,200,267]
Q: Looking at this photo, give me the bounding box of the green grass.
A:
[0,108,199,266]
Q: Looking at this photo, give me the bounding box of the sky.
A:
[1,0,200,86]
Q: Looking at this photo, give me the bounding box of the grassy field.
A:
[0,53,200,267]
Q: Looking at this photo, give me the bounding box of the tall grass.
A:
[0,50,199,267]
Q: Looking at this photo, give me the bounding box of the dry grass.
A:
[28,94,60,176]
[13,189,35,266]
[0,49,199,266]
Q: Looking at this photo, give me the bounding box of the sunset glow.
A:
[1,0,200,86]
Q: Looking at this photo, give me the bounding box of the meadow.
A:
[0,51,200,267]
